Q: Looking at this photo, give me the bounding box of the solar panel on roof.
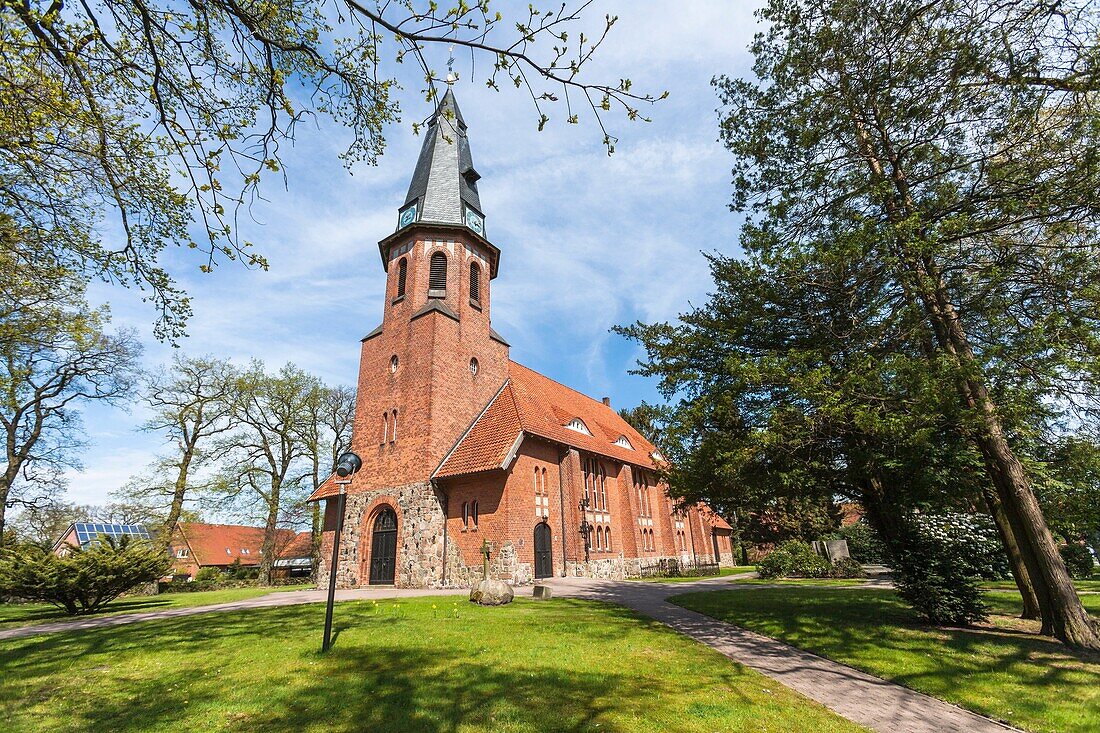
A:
[71,522,151,548]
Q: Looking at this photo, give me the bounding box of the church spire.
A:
[397,88,486,238]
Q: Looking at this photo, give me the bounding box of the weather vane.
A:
[446,44,457,85]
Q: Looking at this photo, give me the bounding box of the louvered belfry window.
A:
[470,262,481,302]
[396,257,407,298]
[429,252,447,297]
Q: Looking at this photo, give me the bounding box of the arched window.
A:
[605,527,612,552]
[396,257,408,298]
[391,410,398,443]
[462,502,469,529]
[595,526,603,551]
[533,466,539,492]
[472,500,479,528]
[470,261,481,302]
[381,412,389,444]
[429,251,448,296]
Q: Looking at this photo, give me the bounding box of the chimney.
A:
[602,397,611,407]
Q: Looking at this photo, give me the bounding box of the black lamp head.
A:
[335,452,363,478]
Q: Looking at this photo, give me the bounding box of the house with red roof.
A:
[168,522,313,579]
[309,89,735,588]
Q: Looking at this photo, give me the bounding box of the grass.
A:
[672,587,1100,733]
[629,566,757,583]
[0,596,864,733]
[0,584,313,630]
[729,578,867,587]
[981,572,1100,594]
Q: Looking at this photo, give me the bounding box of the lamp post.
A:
[322,451,361,653]
[578,497,592,562]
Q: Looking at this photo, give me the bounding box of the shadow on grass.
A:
[0,597,176,629]
[669,587,1100,733]
[0,598,765,733]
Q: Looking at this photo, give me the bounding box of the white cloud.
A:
[57,1,761,505]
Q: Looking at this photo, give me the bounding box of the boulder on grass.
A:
[469,578,514,606]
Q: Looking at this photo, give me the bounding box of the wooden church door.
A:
[369,507,398,585]
[534,522,553,579]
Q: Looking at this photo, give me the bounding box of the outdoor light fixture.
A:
[578,497,592,563]
[322,451,361,653]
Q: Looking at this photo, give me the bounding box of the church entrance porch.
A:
[369,506,398,585]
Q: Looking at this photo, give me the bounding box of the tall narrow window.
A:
[429,252,448,296]
[391,410,398,443]
[396,257,408,298]
[472,500,479,528]
[599,465,607,511]
[381,413,389,444]
[469,262,481,301]
[605,527,612,552]
[462,502,469,529]
[595,526,603,551]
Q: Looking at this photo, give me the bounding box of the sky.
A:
[60,1,759,508]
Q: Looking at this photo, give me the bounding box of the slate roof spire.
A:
[398,88,485,235]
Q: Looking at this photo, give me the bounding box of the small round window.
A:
[470,358,479,376]
[390,355,399,373]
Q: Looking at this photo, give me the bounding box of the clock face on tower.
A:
[464,206,484,235]
[398,203,417,229]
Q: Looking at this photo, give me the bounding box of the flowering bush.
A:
[913,512,1009,581]
[888,512,1000,625]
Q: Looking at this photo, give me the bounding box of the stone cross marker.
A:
[481,538,491,580]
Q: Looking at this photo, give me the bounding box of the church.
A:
[311,89,734,588]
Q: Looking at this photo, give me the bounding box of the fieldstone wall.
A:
[317,480,448,589]
[444,539,534,587]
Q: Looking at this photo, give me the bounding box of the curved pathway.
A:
[2,575,1020,733]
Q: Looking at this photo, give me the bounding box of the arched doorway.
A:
[534,522,553,579]
[369,507,398,585]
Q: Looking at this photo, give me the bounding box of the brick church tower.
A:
[313,90,736,589]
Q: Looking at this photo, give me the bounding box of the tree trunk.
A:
[983,487,1041,620]
[258,479,281,585]
[158,449,194,549]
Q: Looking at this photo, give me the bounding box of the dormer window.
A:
[565,418,592,436]
[614,436,633,450]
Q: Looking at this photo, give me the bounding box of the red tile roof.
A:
[280,531,314,559]
[175,523,298,567]
[435,361,663,478]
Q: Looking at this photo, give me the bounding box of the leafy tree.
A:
[214,362,319,583]
[128,355,238,545]
[301,385,355,577]
[1,1,659,339]
[0,535,170,614]
[707,0,1100,647]
[618,402,668,451]
[5,500,88,547]
[0,237,141,538]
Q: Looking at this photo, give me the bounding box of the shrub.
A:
[195,567,223,583]
[0,536,170,615]
[840,521,887,564]
[1060,543,1095,580]
[828,557,866,579]
[890,516,989,625]
[758,540,830,579]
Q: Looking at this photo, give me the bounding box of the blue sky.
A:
[64,1,758,506]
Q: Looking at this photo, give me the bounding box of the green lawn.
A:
[981,574,1100,593]
[0,585,313,630]
[630,566,757,583]
[0,596,864,733]
[729,578,868,587]
[672,588,1100,733]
